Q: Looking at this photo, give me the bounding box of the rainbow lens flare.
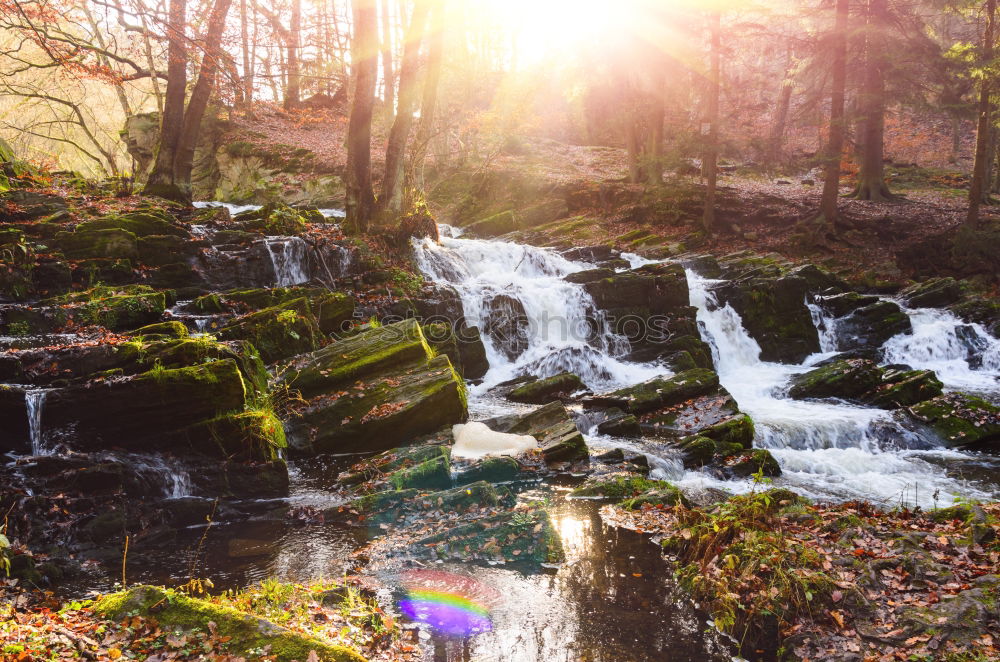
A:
[398,570,498,636]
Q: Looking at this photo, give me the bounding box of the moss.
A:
[620,487,688,510]
[455,456,521,484]
[571,476,672,499]
[78,292,167,331]
[726,449,782,477]
[93,586,366,662]
[54,227,138,260]
[388,454,451,490]
[908,392,1000,448]
[678,435,717,466]
[130,321,189,339]
[600,368,720,415]
[356,481,498,515]
[699,414,755,448]
[77,211,186,238]
[196,408,288,462]
[507,372,584,404]
[219,297,321,364]
[788,359,883,401]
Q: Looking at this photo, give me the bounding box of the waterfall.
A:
[413,235,661,392]
[883,306,1000,392]
[807,301,840,354]
[684,269,991,507]
[26,389,49,456]
[266,237,310,287]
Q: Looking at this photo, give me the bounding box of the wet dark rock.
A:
[283,320,467,456]
[900,277,964,309]
[0,384,29,452]
[455,456,522,484]
[906,392,1000,450]
[54,227,138,260]
[834,300,912,350]
[786,264,849,294]
[596,408,642,437]
[218,297,322,363]
[507,371,585,404]
[789,359,943,409]
[561,245,617,263]
[725,448,781,478]
[482,293,530,361]
[1,190,68,219]
[488,400,588,464]
[586,368,720,415]
[715,274,819,363]
[814,291,880,318]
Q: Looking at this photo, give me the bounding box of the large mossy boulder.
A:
[789,358,942,409]
[587,368,720,415]
[284,320,467,456]
[907,392,1000,450]
[76,211,188,238]
[507,372,584,404]
[724,448,782,478]
[487,400,588,464]
[900,277,964,309]
[54,227,138,260]
[93,586,366,662]
[570,475,687,505]
[43,359,281,461]
[788,358,883,401]
[834,300,912,350]
[219,297,321,363]
[715,275,820,363]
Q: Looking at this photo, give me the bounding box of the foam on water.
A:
[883,306,1000,392]
[413,235,662,392]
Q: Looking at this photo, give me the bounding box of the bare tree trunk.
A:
[968,0,997,227]
[240,0,254,114]
[851,0,893,200]
[284,0,302,109]
[380,0,395,114]
[405,0,444,202]
[766,54,794,169]
[138,9,164,115]
[144,0,187,199]
[173,0,234,197]
[702,11,721,234]
[646,70,665,186]
[345,0,379,233]
[380,0,430,214]
[815,0,849,227]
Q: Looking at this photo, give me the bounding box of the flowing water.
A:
[25,388,49,456]
[265,236,311,286]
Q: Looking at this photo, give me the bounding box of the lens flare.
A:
[398,570,499,636]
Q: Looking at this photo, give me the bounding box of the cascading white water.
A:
[413,235,662,392]
[266,237,310,287]
[883,306,1000,392]
[807,301,840,354]
[685,269,994,506]
[26,389,49,456]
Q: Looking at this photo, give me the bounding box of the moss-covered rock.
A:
[865,368,943,408]
[507,372,585,404]
[725,449,782,478]
[698,413,755,448]
[571,475,689,509]
[277,318,431,397]
[900,277,964,309]
[907,392,1000,449]
[788,358,883,401]
[455,456,521,484]
[464,210,517,237]
[387,452,452,490]
[836,300,912,350]
[219,297,321,363]
[353,481,497,517]
[590,368,720,415]
[716,275,820,363]
[43,359,250,456]
[93,586,366,662]
[339,444,451,486]
[77,211,188,238]
[129,320,189,339]
[596,408,641,437]
[288,353,467,456]
[54,227,138,260]
[677,435,718,467]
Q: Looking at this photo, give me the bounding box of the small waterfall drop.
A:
[684,269,990,506]
[26,389,49,455]
[883,306,1000,391]
[807,300,840,354]
[266,237,310,287]
[413,235,661,391]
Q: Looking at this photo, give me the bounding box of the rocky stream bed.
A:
[2,165,1000,660]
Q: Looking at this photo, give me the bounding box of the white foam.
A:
[452,422,538,459]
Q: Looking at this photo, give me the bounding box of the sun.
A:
[470,0,630,66]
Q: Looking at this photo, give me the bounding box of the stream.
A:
[12,210,1000,660]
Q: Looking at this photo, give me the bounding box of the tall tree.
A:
[380,0,430,214]
[702,10,721,234]
[174,0,234,193]
[345,0,379,233]
[811,0,850,230]
[850,0,894,200]
[405,0,445,202]
[240,0,254,114]
[968,0,997,227]
[285,0,302,109]
[143,0,188,198]
[380,0,395,113]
